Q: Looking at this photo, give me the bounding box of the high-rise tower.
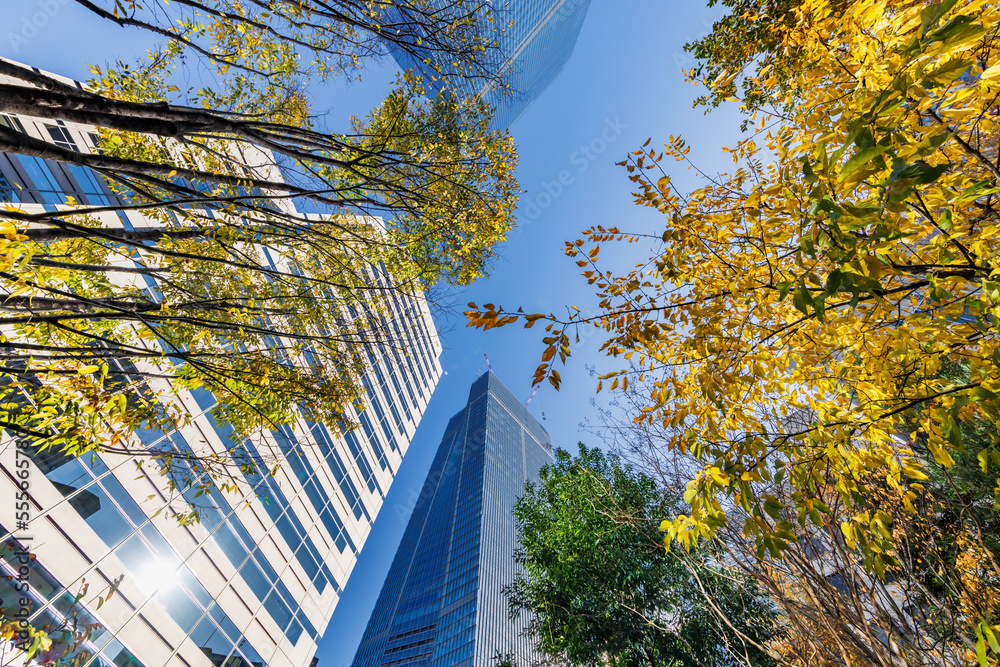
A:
[386,0,593,130]
[350,371,553,667]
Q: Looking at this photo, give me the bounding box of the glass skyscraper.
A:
[350,371,553,667]
[0,65,443,667]
[386,0,593,130]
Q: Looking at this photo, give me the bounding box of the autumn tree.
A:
[470,0,1000,662]
[593,377,997,666]
[508,445,777,667]
[1,0,518,476]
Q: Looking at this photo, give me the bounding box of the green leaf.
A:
[920,0,959,36]
[925,14,984,45]
[777,280,792,301]
[938,209,954,231]
[802,157,818,184]
[825,269,843,297]
[923,58,973,86]
[813,294,827,323]
[792,282,812,316]
[985,623,1000,654]
[873,556,886,580]
[853,127,876,149]
[976,625,989,667]
[839,145,892,181]
[944,412,964,448]
[775,527,796,541]
[955,180,1000,203]
[763,498,783,519]
[890,160,948,185]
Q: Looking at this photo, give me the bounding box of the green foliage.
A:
[684,0,847,119]
[508,445,777,667]
[685,0,798,112]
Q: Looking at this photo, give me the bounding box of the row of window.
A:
[432,599,475,651]
[137,429,317,647]
[353,409,391,474]
[429,630,474,667]
[374,352,414,424]
[382,339,420,412]
[364,357,407,434]
[343,430,383,495]
[233,437,339,593]
[379,650,432,667]
[270,424,359,550]
[306,421,371,524]
[359,379,400,455]
[376,299,431,400]
[0,116,116,207]
[374,265,439,376]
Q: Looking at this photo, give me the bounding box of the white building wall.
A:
[0,93,443,667]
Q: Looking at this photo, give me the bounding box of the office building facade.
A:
[350,371,553,667]
[386,0,592,130]
[0,74,443,667]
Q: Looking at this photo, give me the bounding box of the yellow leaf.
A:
[982,62,1000,82]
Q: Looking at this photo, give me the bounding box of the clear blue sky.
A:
[1,1,743,664]
[316,1,743,655]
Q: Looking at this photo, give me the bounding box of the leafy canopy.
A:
[509,445,776,667]
[470,0,1000,656]
[1,0,517,496]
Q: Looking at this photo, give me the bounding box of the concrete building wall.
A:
[0,89,443,667]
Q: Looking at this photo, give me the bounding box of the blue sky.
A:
[1,1,744,663]
[319,0,744,658]
[315,2,747,659]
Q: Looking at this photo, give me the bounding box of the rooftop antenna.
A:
[524,385,539,408]
[483,353,493,372]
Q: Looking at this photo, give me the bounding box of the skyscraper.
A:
[350,371,553,667]
[0,68,443,667]
[386,0,593,130]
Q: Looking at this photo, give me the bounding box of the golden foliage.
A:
[469,0,1000,658]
